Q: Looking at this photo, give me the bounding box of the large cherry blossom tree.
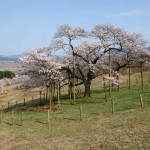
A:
[19,24,148,98]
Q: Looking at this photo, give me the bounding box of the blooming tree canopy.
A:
[18,24,149,97]
[19,47,64,89]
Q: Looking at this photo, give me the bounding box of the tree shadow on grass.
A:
[35,120,48,124]
[15,123,23,126]
[3,121,23,126]
[4,122,13,125]
[3,98,49,112]
[62,117,78,121]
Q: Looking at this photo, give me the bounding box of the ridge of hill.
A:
[0,54,23,61]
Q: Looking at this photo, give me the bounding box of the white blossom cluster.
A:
[0,75,29,88]
[19,47,65,88]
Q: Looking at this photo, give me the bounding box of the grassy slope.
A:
[0,72,150,150]
[0,85,43,108]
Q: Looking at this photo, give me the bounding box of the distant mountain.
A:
[0,54,24,61]
[5,54,24,58]
[0,56,18,61]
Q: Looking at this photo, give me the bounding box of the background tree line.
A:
[0,70,15,79]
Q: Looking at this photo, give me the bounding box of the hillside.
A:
[0,84,150,150]
[0,61,21,72]
[0,72,150,149]
[0,54,23,61]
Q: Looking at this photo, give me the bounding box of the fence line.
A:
[1,77,150,111]
[0,75,150,125]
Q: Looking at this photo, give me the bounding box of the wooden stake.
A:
[11,111,14,125]
[16,101,18,107]
[1,105,4,111]
[108,50,112,98]
[126,79,128,86]
[47,109,50,124]
[44,94,45,101]
[140,67,144,90]
[49,83,52,111]
[57,80,60,108]
[39,91,42,105]
[32,96,34,104]
[0,111,2,124]
[117,74,120,91]
[8,102,10,110]
[140,94,144,109]
[79,105,83,121]
[128,66,131,89]
[24,98,26,106]
[73,54,76,105]
[136,78,138,84]
[21,111,23,126]
[111,98,114,114]
[103,78,107,102]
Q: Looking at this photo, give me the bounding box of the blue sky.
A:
[0,0,150,55]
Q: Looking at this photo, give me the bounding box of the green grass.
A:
[0,82,150,150]
[0,71,150,149]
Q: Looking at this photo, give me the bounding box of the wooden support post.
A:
[21,111,23,126]
[1,105,4,111]
[111,98,114,114]
[78,89,80,94]
[8,102,10,110]
[136,78,138,84]
[128,66,131,89]
[140,94,144,109]
[108,50,112,98]
[0,111,2,124]
[24,98,26,106]
[73,58,76,105]
[118,83,120,91]
[47,109,50,124]
[117,74,120,91]
[103,78,107,102]
[39,91,42,105]
[11,111,14,125]
[50,83,52,111]
[46,92,48,102]
[57,80,60,108]
[68,75,72,104]
[32,96,34,104]
[16,101,18,107]
[44,94,45,101]
[79,105,83,121]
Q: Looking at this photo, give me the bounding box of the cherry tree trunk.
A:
[84,80,91,97]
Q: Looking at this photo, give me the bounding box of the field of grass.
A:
[0,85,44,109]
[0,61,20,73]
[0,78,150,150]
